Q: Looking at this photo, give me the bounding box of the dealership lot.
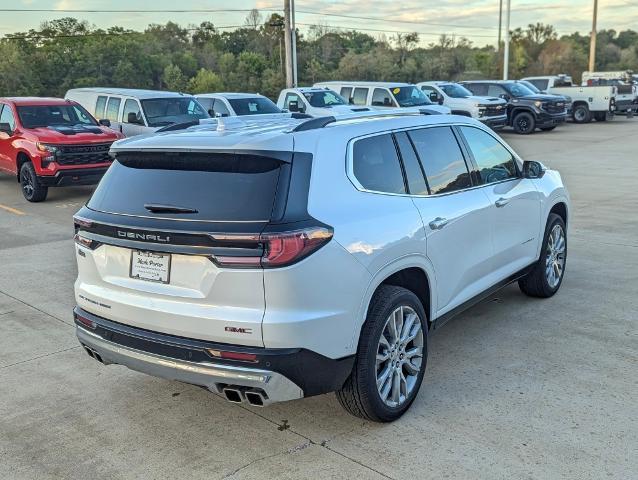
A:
[0,120,636,479]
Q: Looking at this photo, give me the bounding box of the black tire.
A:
[512,111,536,134]
[540,126,556,131]
[593,112,607,122]
[20,161,48,202]
[572,104,591,124]
[519,213,567,298]
[336,285,428,422]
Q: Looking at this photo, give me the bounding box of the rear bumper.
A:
[74,307,354,403]
[38,167,108,187]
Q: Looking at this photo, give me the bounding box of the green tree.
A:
[187,68,224,93]
[162,63,187,91]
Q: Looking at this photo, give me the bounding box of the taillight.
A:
[212,226,333,269]
[73,215,93,233]
[74,312,96,330]
[74,233,100,250]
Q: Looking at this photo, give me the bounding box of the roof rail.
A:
[292,116,336,132]
[156,120,200,132]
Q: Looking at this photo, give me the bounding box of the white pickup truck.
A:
[522,75,619,123]
[581,71,637,117]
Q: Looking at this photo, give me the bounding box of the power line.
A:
[296,23,497,39]
[0,8,280,13]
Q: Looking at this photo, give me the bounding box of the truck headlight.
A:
[36,143,58,166]
[534,100,543,108]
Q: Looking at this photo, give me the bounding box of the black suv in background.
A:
[460,80,567,134]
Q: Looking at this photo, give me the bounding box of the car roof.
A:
[1,97,78,106]
[316,81,414,88]
[195,92,267,99]
[65,88,193,99]
[110,112,482,154]
[461,80,517,84]
[287,87,338,93]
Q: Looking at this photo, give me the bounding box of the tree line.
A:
[0,12,636,100]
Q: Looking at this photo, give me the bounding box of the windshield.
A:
[228,97,281,115]
[391,86,433,107]
[303,90,347,107]
[17,104,97,129]
[141,97,209,127]
[440,84,473,98]
[503,83,536,97]
[519,81,541,94]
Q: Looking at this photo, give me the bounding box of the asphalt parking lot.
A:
[1,120,637,480]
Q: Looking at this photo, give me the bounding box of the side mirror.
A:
[287,100,300,112]
[0,122,12,135]
[437,96,444,105]
[428,92,438,101]
[499,93,510,101]
[383,97,392,106]
[127,112,141,124]
[98,119,111,127]
[522,160,545,179]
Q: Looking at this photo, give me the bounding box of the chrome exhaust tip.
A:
[222,387,243,403]
[245,391,265,407]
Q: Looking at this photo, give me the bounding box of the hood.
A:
[468,95,506,105]
[516,94,564,102]
[29,125,121,143]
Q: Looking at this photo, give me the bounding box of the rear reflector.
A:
[206,349,258,363]
[75,313,96,330]
[211,226,333,269]
[74,233,100,250]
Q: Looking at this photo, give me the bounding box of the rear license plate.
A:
[130,251,171,283]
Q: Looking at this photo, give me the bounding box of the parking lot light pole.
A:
[503,0,511,80]
[284,0,294,88]
[589,0,598,72]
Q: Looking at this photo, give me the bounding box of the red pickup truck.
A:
[0,97,124,202]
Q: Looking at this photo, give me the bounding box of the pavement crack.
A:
[0,345,80,370]
[0,288,72,327]
[221,448,292,479]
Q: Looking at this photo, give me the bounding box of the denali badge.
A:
[225,326,253,334]
[117,230,170,242]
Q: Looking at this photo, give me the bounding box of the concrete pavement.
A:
[0,119,636,479]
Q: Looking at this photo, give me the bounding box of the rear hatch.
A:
[75,150,291,346]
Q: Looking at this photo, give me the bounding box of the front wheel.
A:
[336,285,428,422]
[513,112,536,134]
[20,162,48,202]
[519,213,567,298]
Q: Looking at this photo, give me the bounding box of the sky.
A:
[1,0,637,46]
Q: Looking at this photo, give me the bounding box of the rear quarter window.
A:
[351,134,406,194]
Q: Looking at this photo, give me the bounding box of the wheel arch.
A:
[16,151,31,181]
[549,201,568,228]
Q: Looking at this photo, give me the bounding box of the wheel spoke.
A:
[391,369,401,405]
[376,351,390,364]
[400,313,416,343]
[377,364,392,390]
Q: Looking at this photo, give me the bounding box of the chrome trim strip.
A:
[76,326,304,404]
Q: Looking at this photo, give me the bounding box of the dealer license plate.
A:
[130,251,171,283]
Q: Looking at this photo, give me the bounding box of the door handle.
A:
[429,217,448,230]
[495,197,510,208]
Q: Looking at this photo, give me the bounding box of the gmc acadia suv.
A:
[0,97,123,202]
[73,112,569,422]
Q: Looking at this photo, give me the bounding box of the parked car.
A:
[65,88,209,137]
[0,97,123,202]
[277,87,371,116]
[416,81,507,129]
[518,80,572,114]
[580,75,636,117]
[313,81,451,115]
[521,75,618,122]
[460,80,567,134]
[73,111,570,422]
[195,93,282,117]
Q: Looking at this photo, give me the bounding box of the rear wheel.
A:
[519,213,567,298]
[336,285,428,422]
[513,112,536,134]
[572,104,591,124]
[20,162,48,202]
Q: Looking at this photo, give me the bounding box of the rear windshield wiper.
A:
[144,203,198,214]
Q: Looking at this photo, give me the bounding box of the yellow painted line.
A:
[0,204,26,216]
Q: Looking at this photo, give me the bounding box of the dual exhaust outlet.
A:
[222,386,267,407]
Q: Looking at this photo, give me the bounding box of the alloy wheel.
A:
[545,224,566,289]
[376,305,424,407]
[21,169,34,199]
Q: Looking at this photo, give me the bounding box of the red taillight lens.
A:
[75,313,96,330]
[73,215,93,230]
[261,227,333,267]
[206,349,258,363]
[211,226,333,269]
[74,233,100,250]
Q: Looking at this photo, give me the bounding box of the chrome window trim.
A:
[346,122,519,199]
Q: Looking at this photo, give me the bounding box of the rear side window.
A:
[95,96,107,118]
[528,79,549,91]
[340,87,353,100]
[88,152,284,222]
[105,97,121,121]
[352,134,405,194]
[460,126,518,184]
[408,127,471,195]
[394,132,428,195]
[352,88,368,106]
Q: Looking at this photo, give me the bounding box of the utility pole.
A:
[588,0,598,72]
[497,0,503,76]
[291,0,298,87]
[284,0,294,88]
[503,0,511,80]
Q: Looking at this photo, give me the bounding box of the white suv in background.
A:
[277,87,371,116]
[73,112,570,422]
[417,81,508,129]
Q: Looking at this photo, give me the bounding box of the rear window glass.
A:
[88,152,283,222]
[352,134,405,194]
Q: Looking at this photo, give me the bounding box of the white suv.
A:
[73,112,570,422]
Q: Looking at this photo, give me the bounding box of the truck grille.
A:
[544,102,566,114]
[56,143,113,166]
[481,104,506,117]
